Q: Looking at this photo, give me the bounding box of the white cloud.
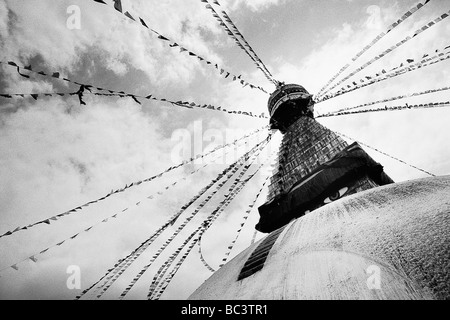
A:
[231,0,287,12]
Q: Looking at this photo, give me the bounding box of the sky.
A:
[0,0,449,300]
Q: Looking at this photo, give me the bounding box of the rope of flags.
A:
[0,86,86,105]
[74,133,269,299]
[117,134,272,299]
[83,135,270,299]
[330,129,436,177]
[317,45,450,103]
[197,149,275,273]
[83,140,255,298]
[96,139,264,298]
[317,85,450,117]
[149,151,272,300]
[147,226,204,299]
[201,0,279,88]
[1,209,120,275]
[315,0,431,99]
[85,92,268,118]
[76,227,165,299]
[0,89,268,119]
[149,228,203,300]
[217,174,272,269]
[198,235,216,273]
[318,101,450,118]
[0,60,115,104]
[0,126,266,240]
[0,60,269,118]
[76,202,190,300]
[317,8,449,101]
[91,0,267,94]
[148,166,261,299]
[2,141,249,276]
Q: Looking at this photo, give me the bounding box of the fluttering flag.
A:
[113,0,122,13]
[130,95,141,105]
[124,11,135,21]
[158,35,170,41]
[75,85,86,105]
[139,17,148,28]
[16,66,30,78]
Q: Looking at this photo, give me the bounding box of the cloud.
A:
[231,0,287,12]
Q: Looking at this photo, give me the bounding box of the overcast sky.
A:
[0,0,449,300]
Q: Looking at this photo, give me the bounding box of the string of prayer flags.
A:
[317,85,450,117]
[77,223,168,300]
[118,135,272,299]
[218,174,272,268]
[85,134,270,298]
[0,87,88,106]
[215,1,279,86]
[119,164,244,298]
[331,130,436,177]
[202,0,277,87]
[198,237,216,272]
[318,7,450,100]
[88,141,255,297]
[317,46,450,103]
[0,213,121,274]
[203,0,279,87]
[0,61,100,97]
[149,170,252,299]
[149,136,274,298]
[198,151,275,272]
[147,227,202,298]
[319,101,450,119]
[149,143,273,300]
[0,126,266,241]
[1,60,267,117]
[94,226,169,298]
[90,0,268,94]
[88,92,267,118]
[195,160,269,273]
[315,0,431,99]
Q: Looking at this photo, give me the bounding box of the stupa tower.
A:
[189,84,450,300]
[256,84,393,234]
